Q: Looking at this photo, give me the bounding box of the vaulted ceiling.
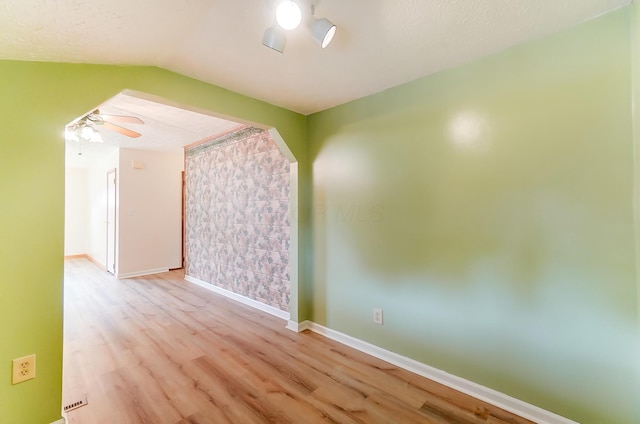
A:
[2,0,630,167]
[0,0,630,115]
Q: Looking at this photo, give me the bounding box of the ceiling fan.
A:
[85,109,144,138]
[66,109,144,142]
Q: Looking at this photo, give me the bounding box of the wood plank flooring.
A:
[62,258,533,424]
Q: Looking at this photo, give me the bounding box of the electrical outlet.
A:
[373,308,383,325]
[12,354,36,384]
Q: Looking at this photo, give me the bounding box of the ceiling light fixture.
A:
[262,25,286,53]
[309,4,336,48]
[311,16,336,48]
[66,120,103,143]
[65,126,80,143]
[87,127,103,143]
[262,1,337,53]
[276,1,302,30]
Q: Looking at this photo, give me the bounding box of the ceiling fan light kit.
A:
[263,0,336,53]
[81,124,103,143]
[65,109,144,143]
[66,121,103,143]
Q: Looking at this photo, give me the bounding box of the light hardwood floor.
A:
[63,258,533,424]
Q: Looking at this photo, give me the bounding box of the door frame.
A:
[106,168,117,275]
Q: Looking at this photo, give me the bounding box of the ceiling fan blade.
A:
[102,121,142,138]
[100,114,144,125]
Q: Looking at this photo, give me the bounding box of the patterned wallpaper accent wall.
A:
[185,127,291,311]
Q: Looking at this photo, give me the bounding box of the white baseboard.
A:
[288,320,577,424]
[51,418,66,424]
[63,254,88,260]
[185,275,290,321]
[118,267,169,279]
[286,320,311,332]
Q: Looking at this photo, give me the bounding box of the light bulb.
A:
[65,127,80,142]
[321,24,336,48]
[276,1,302,30]
[80,125,94,140]
[90,130,103,143]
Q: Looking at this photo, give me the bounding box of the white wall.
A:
[117,148,184,277]
[69,147,183,276]
[86,148,119,268]
[64,168,88,256]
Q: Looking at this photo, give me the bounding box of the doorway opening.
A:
[62,89,300,418]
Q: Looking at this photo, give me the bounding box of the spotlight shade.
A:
[262,26,286,53]
[312,17,336,48]
[276,1,302,30]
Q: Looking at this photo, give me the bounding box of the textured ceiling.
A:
[0,0,630,115]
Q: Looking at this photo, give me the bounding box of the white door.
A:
[106,170,117,274]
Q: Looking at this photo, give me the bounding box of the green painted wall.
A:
[2,6,640,424]
[0,62,307,423]
[308,8,639,424]
[631,0,640,359]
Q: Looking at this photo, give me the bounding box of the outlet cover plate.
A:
[373,308,383,325]
[12,354,36,384]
